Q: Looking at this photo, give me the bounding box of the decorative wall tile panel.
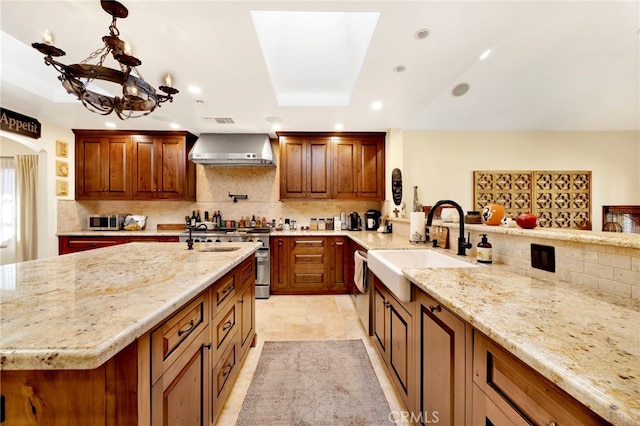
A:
[474,170,591,229]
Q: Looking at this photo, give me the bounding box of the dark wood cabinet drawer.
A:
[151,292,208,383]
[293,253,325,265]
[211,270,237,319]
[473,331,610,426]
[212,340,239,418]
[211,302,237,362]
[291,238,325,249]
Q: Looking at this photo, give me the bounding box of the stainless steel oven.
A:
[178,228,271,299]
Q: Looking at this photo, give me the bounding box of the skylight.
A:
[251,10,380,106]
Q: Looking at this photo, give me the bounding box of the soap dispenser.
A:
[477,234,493,264]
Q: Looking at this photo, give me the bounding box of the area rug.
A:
[236,339,393,426]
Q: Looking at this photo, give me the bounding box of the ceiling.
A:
[1,0,638,137]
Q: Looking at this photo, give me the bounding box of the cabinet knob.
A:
[429,305,441,313]
[548,422,557,426]
[384,301,391,309]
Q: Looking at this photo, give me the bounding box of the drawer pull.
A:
[384,301,391,309]
[222,320,233,331]
[429,305,442,313]
[177,319,195,336]
[223,285,235,295]
[223,362,233,377]
[548,422,557,426]
[204,343,212,350]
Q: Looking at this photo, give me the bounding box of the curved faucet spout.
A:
[426,200,472,256]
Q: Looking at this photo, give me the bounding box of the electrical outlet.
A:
[531,244,555,272]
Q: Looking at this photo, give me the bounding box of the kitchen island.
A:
[0,241,259,424]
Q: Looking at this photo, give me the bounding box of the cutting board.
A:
[157,223,186,231]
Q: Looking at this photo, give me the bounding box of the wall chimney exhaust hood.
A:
[188,133,276,166]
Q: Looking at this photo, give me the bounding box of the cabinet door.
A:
[307,139,331,198]
[416,292,466,426]
[333,136,384,200]
[131,136,156,198]
[329,237,348,292]
[333,139,358,199]
[156,136,187,199]
[270,237,288,293]
[238,277,255,360]
[75,135,130,199]
[132,135,188,199]
[151,327,210,426]
[357,138,384,199]
[279,137,331,199]
[280,138,307,198]
[372,279,389,355]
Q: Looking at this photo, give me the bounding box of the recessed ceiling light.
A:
[105,122,116,128]
[479,49,491,60]
[170,123,180,129]
[334,123,344,130]
[452,83,470,97]
[371,101,383,110]
[415,29,430,40]
[188,85,201,94]
[393,65,406,73]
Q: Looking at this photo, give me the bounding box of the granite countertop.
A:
[0,242,259,371]
[403,262,640,426]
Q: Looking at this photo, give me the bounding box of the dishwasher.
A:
[351,250,372,336]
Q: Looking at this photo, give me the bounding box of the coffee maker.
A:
[365,209,382,231]
[348,212,361,230]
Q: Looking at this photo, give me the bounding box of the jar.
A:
[310,218,318,230]
[464,211,482,224]
[326,217,334,230]
[318,218,326,230]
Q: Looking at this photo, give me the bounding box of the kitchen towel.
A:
[410,211,426,242]
[353,250,367,293]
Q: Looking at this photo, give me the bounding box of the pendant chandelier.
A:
[31,0,178,120]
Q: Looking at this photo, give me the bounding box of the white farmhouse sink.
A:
[367,249,477,302]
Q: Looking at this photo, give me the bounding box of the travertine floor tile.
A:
[215,295,409,425]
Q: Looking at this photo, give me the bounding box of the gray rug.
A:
[236,339,393,426]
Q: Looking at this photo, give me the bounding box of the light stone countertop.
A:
[403,263,640,426]
[0,242,259,371]
[49,229,639,423]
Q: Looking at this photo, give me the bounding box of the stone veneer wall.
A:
[389,219,640,300]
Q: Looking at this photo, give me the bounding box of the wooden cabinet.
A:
[472,331,610,426]
[58,235,179,255]
[414,290,468,425]
[131,134,196,199]
[0,256,257,425]
[270,236,349,295]
[74,132,131,199]
[278,132,385,201]
[329,236,349,292]
[73,130,196,201]
[371,274,413,409]
[333,136,385,200]
[150,292,211,425]
[279,135,332,199]
[270,236,289,293]
[237,256,256,361]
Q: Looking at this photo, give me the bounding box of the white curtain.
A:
[15,155,38,262]
[0,157,16,265]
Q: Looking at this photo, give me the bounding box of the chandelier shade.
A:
[31,0,178,120]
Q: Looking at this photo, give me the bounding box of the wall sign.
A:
[0,108,41,139]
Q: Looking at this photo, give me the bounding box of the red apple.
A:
[516,212,538,229]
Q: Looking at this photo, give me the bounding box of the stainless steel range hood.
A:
[188,133,276,166]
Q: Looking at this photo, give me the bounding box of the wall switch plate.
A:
[531,243,555,272]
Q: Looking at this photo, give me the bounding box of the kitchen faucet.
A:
[186,223,209,250]
[426,200,472,256]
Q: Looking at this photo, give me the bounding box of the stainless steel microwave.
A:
[88,214,128,231]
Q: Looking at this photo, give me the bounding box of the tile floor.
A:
[215,294,409,425]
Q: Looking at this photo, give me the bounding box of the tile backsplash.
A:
[388,219,639,300]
